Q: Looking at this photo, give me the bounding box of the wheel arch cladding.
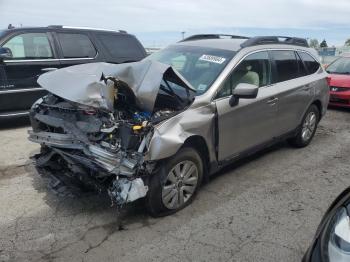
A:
[182,135,210,176]
[299,100,323,126]
[312,99,322,120]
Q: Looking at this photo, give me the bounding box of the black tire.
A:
[288,104,320,148]
[146,147,203,217]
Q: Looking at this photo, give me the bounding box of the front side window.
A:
[298,52,320,74]
[216,51,271,99]
[147,45,235,95]
[58,33,96,58]
[326,57,350,75]
[3,33,53,59]
[270,50,299,83]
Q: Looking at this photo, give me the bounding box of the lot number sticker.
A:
[199,54,226,64]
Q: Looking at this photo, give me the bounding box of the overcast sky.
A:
[1,0,350,47]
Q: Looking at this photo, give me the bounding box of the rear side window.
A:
[270,50,299,83]
[58,33,96,58]
[298,52,320,74]
[3,33,53,59]
[97,34,145,62]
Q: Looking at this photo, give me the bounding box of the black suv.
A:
[0,25,147,118]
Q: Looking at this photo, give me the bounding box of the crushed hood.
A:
[37,60,195,112]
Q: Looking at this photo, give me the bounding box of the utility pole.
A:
[181,31,185,40]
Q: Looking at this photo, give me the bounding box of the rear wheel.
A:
[288,104,319,148]
[146,147,203,217]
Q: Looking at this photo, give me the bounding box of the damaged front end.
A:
[28,60,195,206]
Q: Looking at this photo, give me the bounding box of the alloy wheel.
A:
[301,111,317,142]
[161,160,199,210]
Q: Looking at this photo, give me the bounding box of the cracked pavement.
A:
[1,108,350,262]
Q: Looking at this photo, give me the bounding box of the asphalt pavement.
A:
[0,108,350,262]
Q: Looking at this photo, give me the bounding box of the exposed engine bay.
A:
[28,60,196,206]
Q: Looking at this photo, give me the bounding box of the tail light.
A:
[326,76,331,86]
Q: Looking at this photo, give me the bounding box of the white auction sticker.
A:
[199,54,226,64]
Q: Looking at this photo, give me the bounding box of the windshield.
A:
[326,57,350,74]
[321,56,339,65]
[147,45,235,95]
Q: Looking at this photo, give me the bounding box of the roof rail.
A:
[48,25,127,33]
[48,25,63,28]
[240,36,309,48]
[181,34,250,42]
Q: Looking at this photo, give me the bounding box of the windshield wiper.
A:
[160,80,184,103]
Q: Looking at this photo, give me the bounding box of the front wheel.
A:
[146,147,203,217]
[288,104,320,148]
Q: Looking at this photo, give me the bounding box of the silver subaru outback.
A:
[28,35,329,216]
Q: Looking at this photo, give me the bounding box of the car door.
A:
[215,51,281,162]
[270,50,315,135]
[0,31,60,114]
[0,62,7,90]
[54,31,101,69]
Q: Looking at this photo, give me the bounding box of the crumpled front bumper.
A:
[28,130,140,176]
[28,130,150,205]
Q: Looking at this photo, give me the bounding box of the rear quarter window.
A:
[296,52,308,77]
[298,52,320,74]
[97,33,145,62]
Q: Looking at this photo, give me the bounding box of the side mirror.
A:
[229,83,259,107]
[0,47,12,61]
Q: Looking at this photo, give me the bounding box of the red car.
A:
[326,56,350,108]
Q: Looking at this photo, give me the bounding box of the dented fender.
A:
[145,103,217,163]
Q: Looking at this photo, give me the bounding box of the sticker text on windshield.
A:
[199,54,226,64]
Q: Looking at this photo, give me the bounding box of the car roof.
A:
[1,25,128,34]
[174,38,318,61]
[175,35,312,53]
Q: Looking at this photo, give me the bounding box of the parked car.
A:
[319,55,339,68]
[28,35,329,216]
[326,56,350,108]
[0,25,147,118]
[303,186,350,262]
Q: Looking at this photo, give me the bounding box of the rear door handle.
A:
[267,97,278,105]
[41,68,58,72]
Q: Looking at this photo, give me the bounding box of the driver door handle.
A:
[267,97,278,105]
